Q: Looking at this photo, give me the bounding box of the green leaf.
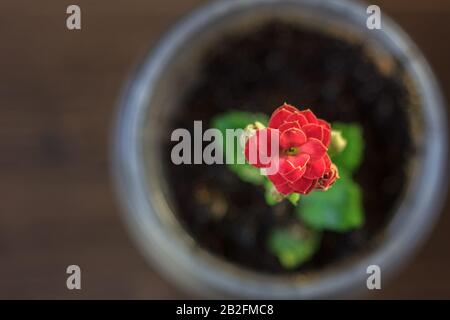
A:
[263,177,283,205]
[287,193,300,206]
[331,122,364,174]
[297,173,364,232]
[268,226,321,269]
[211,111,269,185]
[231,163,265,185]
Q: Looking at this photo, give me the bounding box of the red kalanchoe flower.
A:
[244,103,339,195]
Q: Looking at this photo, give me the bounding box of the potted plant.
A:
[113,0,447,298]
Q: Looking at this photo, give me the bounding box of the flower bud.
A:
[240,121,266,149]
[329,130,347,155]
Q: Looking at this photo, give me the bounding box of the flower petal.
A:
[268,103,298,129]
[302,123,331,146]
[299,109,318,124]
[291,177,317,194]
[323,153,331,168]
[278,121,301,132]
[302,123,323,141]
[321,127,331,147]
[268,155,310,186]
[280,128,307,149]
[290,153,311,168]
[268,172,286,186]
[317,119,331,146]
[244,128,276,168]
[278,154,310,175]
[282,167,306,183]
[318,119,331,131]
[279,103,299,113]
[298,138,327,161]
[285,113,308,127]
[273,182,293,195]
[304,157,327,179]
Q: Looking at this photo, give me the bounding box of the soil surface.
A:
[163,21,413,273]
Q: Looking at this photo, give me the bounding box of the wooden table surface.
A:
[1,0,449,299]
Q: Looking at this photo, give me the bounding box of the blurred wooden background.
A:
[0,0,449,299]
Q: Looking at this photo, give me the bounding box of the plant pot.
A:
[113,0,448,298]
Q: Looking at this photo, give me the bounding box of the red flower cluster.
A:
[244,103,339,195]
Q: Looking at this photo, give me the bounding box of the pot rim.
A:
[112,0,448,298]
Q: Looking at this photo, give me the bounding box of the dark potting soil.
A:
[163,22,413,273]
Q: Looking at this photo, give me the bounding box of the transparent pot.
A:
[113,0,448,298]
